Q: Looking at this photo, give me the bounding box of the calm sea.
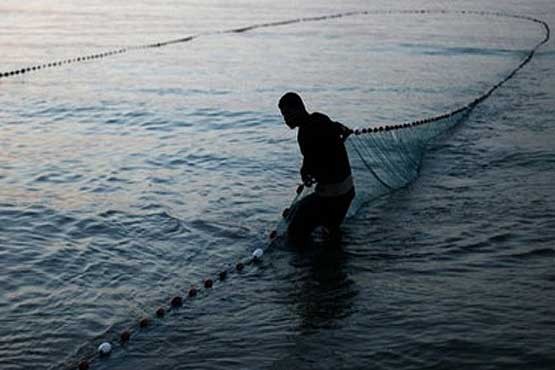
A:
[1,1,554,369]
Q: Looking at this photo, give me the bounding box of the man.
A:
[278,92,355,244]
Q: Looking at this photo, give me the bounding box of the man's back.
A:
[297,112,352,186]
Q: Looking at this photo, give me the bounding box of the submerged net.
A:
[346,106,472,215]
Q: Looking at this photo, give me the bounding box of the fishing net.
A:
[346,102,473,216]
[287,10,550,220]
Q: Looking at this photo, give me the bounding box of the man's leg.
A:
[287,192,322,245]
[322,188,355,238]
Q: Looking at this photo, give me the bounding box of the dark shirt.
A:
[297,112,352,185]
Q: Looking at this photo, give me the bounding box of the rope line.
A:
[1,9,549,88]
[346,10,550,135]
[17,9,546,370]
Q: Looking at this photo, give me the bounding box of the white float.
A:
[98,342,112,355]
[252,248,264,259]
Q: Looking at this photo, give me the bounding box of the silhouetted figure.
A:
[279,92,355,244]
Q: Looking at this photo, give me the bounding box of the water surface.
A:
[1,1,554,369]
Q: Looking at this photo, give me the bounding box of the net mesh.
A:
[346,108,471,215]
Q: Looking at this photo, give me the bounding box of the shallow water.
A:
[1,1,554,369]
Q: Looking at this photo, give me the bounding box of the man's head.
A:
[279,92,309,129]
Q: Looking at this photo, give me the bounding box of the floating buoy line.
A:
[67,227,286,370]
[10,9,545,370]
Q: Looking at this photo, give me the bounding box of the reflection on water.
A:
[293,240,357,333]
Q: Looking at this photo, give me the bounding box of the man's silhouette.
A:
[279,92,355,244]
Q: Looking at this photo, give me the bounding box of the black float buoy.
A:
[282,208,290,218]
[188,287,197,298]
[171,296,183,307]
[139,317,149,328]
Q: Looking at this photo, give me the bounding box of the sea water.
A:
[1,1,554,369]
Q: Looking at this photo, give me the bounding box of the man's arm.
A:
[332,121,353,142]
[311,112,352,141]
[300,157,315,186]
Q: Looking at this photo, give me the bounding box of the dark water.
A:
[1,1,554,369]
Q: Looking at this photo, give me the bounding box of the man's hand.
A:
[301,172,315,187]
[335,121,353,142]
[300,163,315,187]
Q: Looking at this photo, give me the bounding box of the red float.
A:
[171,296,183,307]
[188,287,198,298]
[139,317,149,328]
[121,330,131,342]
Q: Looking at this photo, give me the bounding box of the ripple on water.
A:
[1,4,555,370]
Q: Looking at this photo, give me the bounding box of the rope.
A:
[0,10,549,85]
[348,11,550,135]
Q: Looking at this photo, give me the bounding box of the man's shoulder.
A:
[309,112,332,124]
